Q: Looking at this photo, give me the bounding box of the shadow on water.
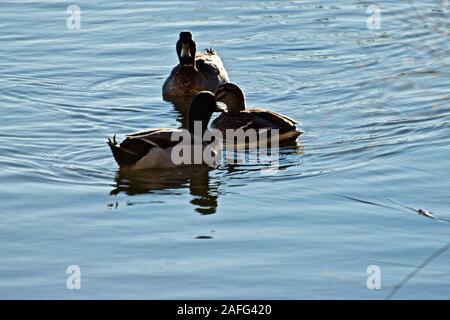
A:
[222,142,303,173]
[110,165,220,215]
[168,96,194,129]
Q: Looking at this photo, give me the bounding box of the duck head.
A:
[188,91,222,133]
[214,83,246,113]
[176,31,196,67]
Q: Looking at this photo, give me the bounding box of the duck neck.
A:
[188,111,212,135]
[180,62,197,72]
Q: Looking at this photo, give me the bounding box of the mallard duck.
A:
[107,92,222,169]
[162,31,230,101]
[212,83,303,142]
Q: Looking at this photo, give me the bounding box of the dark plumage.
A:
[162,31,229,101]
[107,92,222,169]
[212,83,303,142]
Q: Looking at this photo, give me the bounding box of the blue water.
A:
[1,0,449,299]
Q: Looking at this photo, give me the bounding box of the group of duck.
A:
[107,31,303,169]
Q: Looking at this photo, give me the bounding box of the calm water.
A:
[1,0,449,299]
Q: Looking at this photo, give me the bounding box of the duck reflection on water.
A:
[110,165,220,215]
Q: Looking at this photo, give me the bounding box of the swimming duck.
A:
[212,83,303,142]
[107,92,222,169]
[162,31,230,101]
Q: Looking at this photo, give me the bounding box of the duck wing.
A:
[245,109,299,132]
[107,129,184,167]
[212,109,300,132]
[211,112,255,131]
[196,49,230,83]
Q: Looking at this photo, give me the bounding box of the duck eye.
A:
[215,92,225,100]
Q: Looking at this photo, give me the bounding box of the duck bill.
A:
[180,42,191,59]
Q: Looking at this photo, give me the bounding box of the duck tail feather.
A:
[107,136,139,167]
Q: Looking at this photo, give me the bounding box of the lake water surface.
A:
[1,0,449,299]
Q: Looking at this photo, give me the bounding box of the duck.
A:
[212,83,303,143]
[107,92,223,169]
[162,31,230,101]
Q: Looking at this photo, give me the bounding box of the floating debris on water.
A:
[418,209,436,220]
[388,198,448,222]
